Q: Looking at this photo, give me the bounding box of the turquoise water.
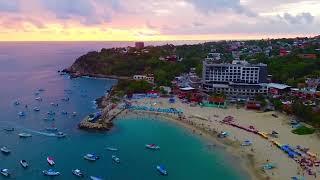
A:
[0,42,248,179]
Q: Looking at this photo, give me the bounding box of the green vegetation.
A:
[113,80,152,94]
[292,126,316,135]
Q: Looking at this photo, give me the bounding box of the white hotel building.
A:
[202,59,268,97]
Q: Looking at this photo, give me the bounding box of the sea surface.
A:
[0,42,248,180]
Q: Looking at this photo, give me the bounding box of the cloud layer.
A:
[0,0,319,40]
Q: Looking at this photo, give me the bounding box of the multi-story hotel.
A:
[202,59,268,97]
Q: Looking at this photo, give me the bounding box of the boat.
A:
[61,111,68,115]
[0,147,11,154]
[56,132,66,138]
[84,154,99,161]
[72,112,77,116]
[43,117,55,121]
[50,102,58,107]
[156,165,168,175]
[20,160,29,168]
[145,144,160,150]
[18,133,32,138]
[46,127,58,132]
[14,100,20,105]
[47,111,55,115]
[38,88,45,92]
[0,169,10,177]
[217,131,229,138]
[35,97,42,101]
[106,147,118,151]
[18,111,25,116]
[47,157,55,166]
[42,169,60,176]
[3,127,14,132]
[72,169,83,177]
[90,176,103,180]
[111,155,120,163]
[61,97,70,101]
[241,140,253,146]
[33,107,40,111]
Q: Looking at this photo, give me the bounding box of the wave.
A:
[0,121,57,137]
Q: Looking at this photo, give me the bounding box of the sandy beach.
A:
[120,97,320,180]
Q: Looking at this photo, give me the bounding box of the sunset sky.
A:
[0,0,319,41]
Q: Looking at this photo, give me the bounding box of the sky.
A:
[0,0,319,41]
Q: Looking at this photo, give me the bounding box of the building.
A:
[298,54,317,59]
[135,42,144,49]
[133,75,154,83]
[202,59,268,97]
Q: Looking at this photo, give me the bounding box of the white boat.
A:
[106,147,118,151]
[50,102,58,107]
[33,107,40,111]
[18,133,32,138]
[84,154,99,161]
[72,169,83,177]
[43,169,60,176]
[56,132,66,138]
[20,160,29,168]
[156,165,168,175]
[35,97,42,101]
[112,155,120,163]
[145,144,160,150]
[0,147,11,154]
[47,157,55,166]
[18,112,25,116]
[14,101,20,105]
[90,176,103,180]
[0,169,10,177]
[72,112,77,116]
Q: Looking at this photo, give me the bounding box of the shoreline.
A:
[117,110,265,180]
[117,97,320,180]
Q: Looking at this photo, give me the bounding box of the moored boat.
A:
[43,169,60,176]
[18,133,32,138]
[14,100,20,106]
[84,154,99,161]
[145,144,160,150]
[20,160,29,168]
[0,169,10,177]
[3,127,14,132]
[56,132,66,138]
[47,157,55,166]
[18,111,25,116]
[111,155,120,163]
[46,127,58,132]
[106,147,118,151]
[33,107,40,111]
[72,169,84,177]
[1,147,11,154]
[156,165,168,175]
[35,97,42,101]
[90,176,103,180]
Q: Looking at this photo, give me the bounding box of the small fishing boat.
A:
[84,154,99,161]
[217,131,229,138]
[145,144,160,150]
[111,155,120,163]
[72,169,83,177]
[43,117,55,121]
[241,140,253,146]
[18,133,32,138]
[38,88,45,92]
[56,132,66,138]
[90,176,103,180]
[72,112,77,116]
[156,165,168,175]
[18,111,25,116]
[50,102,58,107]
[3,127,14,132]
[61,111,68,115]
[47,111,55,115]
[106,147,118,151]
[46,127,58,132]
[47,157,55,166]
[1,147,11,154]
[14,100,20,105]
[43,169,60,176]
[61,97,70,101]
[33,107,40,111]
[20,160,29,168]
[0,169,10,177]
[35,97,42,101]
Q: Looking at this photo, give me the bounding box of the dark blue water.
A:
[0,42,248,180]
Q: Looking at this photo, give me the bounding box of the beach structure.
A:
[202,59,268,98]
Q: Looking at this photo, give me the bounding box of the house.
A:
[133,75,154,83]
[267,83,291,96]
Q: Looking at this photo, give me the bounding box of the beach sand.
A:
[122,97,320,180]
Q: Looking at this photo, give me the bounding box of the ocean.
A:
[0,42,248,180]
